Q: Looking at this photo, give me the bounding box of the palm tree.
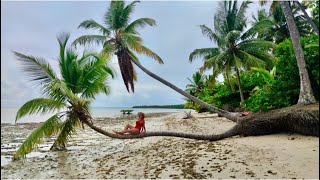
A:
[73,0,242,120]
[72,0,163,93]
[280,1,317,104]
[185,71,206,97]
[189,0,276,106]
[250,9,274,42]
[259,1,317,41]
[13,33,115,159]
[294,1,319,35]
[254,3,312,44]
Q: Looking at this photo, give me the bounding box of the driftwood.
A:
[182,111,193,119]
[81,103,319,141]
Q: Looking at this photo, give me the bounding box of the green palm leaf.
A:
[101,40,116,57]
[189,48,220,62]
[241,19,275,40]
[122,35,163,64]
[125,18,156,34]
[236,50,266,69]
[52,114,81,148]
[238,39,276,51]
[16,98,67,122]
[13,52,57,86]
[13,114,63,160]
[105,1,127,29]
[199,25,216,41]
[78,19,110,35]
[57,32,70,62]
[72,35,108,48]
[226,30,241,44]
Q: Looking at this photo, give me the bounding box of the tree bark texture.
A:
[235,67,245,105]
[280,1,317,105]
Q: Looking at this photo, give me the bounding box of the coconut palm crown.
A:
[72,0,163,93]
[13,33,115,160]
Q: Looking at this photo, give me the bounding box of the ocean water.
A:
[1,107,193,124]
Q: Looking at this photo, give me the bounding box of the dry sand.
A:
[1,112,319,179]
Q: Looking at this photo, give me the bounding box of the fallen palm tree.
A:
[81,103,319,140]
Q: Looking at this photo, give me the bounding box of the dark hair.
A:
[138,112,145,118]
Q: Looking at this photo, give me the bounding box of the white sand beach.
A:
[1,112,319,179]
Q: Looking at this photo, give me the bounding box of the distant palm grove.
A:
[12,0,319,159]
[185,0,319,113]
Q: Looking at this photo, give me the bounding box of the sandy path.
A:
[1,112,319,179]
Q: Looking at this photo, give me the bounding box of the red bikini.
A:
[134,119,144,130]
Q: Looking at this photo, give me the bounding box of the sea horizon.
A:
[1,107,194,124]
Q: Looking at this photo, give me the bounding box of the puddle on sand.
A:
[1,156,12,166]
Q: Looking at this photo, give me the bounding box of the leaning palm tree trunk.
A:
[81,117,241,140]
[130,59,240,122]
[280,1,317,105]
[81,103,319,140]
[294,1,319,36]
[235,67,245,105]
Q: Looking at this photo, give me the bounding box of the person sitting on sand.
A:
[113,112,146,135]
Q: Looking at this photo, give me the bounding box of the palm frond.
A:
[105,1,127,30]
[80,62,112,99]
[16,98,67,122]
[42,78,79,104]
[78,19,110,35]
[226,30,241,44]
[13,114,63,160]
[125,18,156,34]
[238,39,276,51]
[236,50,266,69]
[241,19,275,40]
[71,35,107,48]
[122,34,163,64]
[13,51,57,86]
[57,32,70,62]
[189,48,220,63]
[52,114,81,148]
[101,40,116,57]
[199,25,215,42]
[238,1,252,20]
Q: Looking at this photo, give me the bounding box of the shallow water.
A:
[0,114,170,168]
[1,107,193,124]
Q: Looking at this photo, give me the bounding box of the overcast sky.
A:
[1,1,261,108]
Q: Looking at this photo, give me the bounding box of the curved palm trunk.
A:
[224,72,234,92]
[235,67,245,105]
[294,1,319,36]
[280,1,317,105]
[81,103,319,141]
[81,117,241,140]
[130,59,240,122]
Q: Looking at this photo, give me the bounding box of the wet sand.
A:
[1,112,319,179]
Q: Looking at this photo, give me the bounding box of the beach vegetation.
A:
[189,1,276,106]
[13,33,115,159]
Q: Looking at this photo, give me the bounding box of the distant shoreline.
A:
[132,104,185,109]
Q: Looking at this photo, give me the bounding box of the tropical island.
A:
[1,0,319,179]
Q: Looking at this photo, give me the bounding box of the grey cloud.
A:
[2,1,228,107]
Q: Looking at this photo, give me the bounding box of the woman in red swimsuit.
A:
[113,112,146,135]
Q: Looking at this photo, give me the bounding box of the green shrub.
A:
[245,35,319,112]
